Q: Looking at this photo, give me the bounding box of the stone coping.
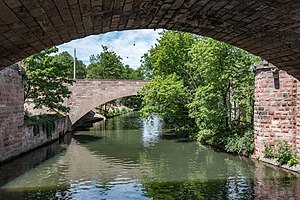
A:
[258,157,300,173]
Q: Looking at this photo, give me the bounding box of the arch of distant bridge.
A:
[67,79,148,125]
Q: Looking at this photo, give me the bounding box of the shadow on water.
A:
[0,133,72,187]
[0,179,254,200]
[0,185,71,200]
[175,138,194,143]
[72,134,102,144]
[143,179,254,200]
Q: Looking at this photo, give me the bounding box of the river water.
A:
[0,113,300,199]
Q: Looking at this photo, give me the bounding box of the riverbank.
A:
[256,157,300,173]
[95,104,134,119]
[2,101,135,163]
[0,115,69,164]
[162,128,300,174]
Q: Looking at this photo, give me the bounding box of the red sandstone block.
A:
[3,139,10,147]
[268,110,274,115]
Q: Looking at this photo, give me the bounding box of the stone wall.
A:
[254,61,299,157]
[21,117,67,154]
[0,65,24,162]
[0,115,68,163]
[0,65,69,163]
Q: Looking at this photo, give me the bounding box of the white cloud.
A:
[58,29,163,69]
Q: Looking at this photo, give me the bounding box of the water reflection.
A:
[142,115,162,148]
[0,113,299,199]
[253,163,300,200]
[0,133,72,187]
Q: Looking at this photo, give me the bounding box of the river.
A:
[0,113,299,199]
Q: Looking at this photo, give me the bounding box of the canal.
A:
[0,113,299,199]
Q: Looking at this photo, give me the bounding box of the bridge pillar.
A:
[254,61,299,158]
[0,65,24,162]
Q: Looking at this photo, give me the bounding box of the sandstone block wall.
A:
[0,65,24,162]
[254,61,300,157]
[21,117,67,154]
[1,1,300,82]
[0,66,68,163]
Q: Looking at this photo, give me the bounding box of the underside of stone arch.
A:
[1,1,300,78]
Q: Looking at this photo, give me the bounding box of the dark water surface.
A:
[0,113,299,200]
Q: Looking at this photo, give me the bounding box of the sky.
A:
[58,29,163,69]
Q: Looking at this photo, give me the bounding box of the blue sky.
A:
[58,29,163,69]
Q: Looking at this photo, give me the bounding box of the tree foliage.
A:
[53,51,86,79]
[23,47,74,113]
[86,45,144,80]
[86,45,125,79]
[188,37,257,139]
[140,74,192,131]
[140,30,258,147]
[140,31,198,136]
[140,30,200,90]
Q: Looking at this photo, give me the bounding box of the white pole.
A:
[73,48,76,80]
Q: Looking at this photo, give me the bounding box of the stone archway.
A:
[67,79,148,125]
[0,1,300,79]
[2,0,300,162]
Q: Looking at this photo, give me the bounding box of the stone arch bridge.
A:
[2,0,300,161]
[0,1,300,79]
[67,79,148,125]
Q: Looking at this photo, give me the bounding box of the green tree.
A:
[140,30,200,90]
[86,45,126,79]
[122,65,144,80]
[139,31,200,136]
[140,52,154,80]
[23,47,74,113]
[140,30,258,145]
[53,51,86,79]
[140,74,194,136]
[86,45,144,80]
[188,38,257,141]
[130,67,145,80]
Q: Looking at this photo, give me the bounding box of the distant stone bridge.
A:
[66,79,148,125]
